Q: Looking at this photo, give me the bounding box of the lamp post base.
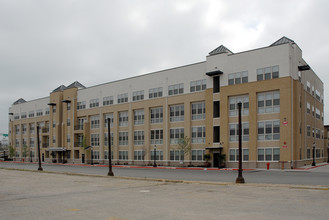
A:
[38,167,43,171]
[153,164,157,167]
[312,162,316,166]
[107,171,114,176]
[235,176,245,184]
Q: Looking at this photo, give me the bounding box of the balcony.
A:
[74,125,84,131]
[42,143,49,148]
[42,128,49,133]
[74,142,83,148]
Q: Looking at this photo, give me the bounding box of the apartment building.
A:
[8,36,327,168]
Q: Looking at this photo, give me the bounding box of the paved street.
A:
[1,161,329,186]
[0,169,328,220]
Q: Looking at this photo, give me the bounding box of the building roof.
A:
[67,81,86,89]
[13,98,26,105]
[52,85,67,92]
[208,45,233,56]
[270,36,295,47]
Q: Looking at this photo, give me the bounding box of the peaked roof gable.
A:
[13,98,26,105]
[208,45,233,56]
[52,85,67,92]
[270,36,295,47]
[67,81,86,89]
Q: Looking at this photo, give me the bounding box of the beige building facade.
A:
[8,37,327,168]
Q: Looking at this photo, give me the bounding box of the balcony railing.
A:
[74,142,83,148]
[74,125,84,131]
[42,128,49,133]
[42,143,49,148]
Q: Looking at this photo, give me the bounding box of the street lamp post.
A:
[91,146,93,165]
[153,145,157,167]
[37,126,43,171]
[235,102,245,183]
[327,145,329,163]
[107,118,114,176]
[218,145,223,169]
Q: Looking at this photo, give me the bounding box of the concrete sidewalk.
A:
[0,169,328,220]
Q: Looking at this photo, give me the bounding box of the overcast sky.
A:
[1,0,329,133]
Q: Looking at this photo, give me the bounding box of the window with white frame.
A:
[67,118,70,126]
[14,114,20,120]
[170,150,184,161]
[315,108,320,120]
[119,150,128,160]
[134,109,144,125]
[257,91,280,114]
[191,102,205,120]
[52,135,56,144]
[118,93,128,103]
[67,102,71,111]
[52,120,56,128]
[134,131,144,145]
[29,111,34,118]
[257,65,279,81]
[190,79,206,92]
[77,101,86,110]
[103,96,113,106]
[312,105,314,116]
[315,90,321,101]
[312,86,314,96]
[30,138,35,148]
[119,111,128,126]
[149,87,163,99]
[170,105,184,122]
[89,99,99,108]
[92,151,99,160]
[170,128,184,144]
[229,95,249,116]
[191,126,206,143]
[307,125,311,136]
[29,123,35,134]
[15,139,19,148]
[229,123,249,142]
[119,132,128,145]
[191,149,205,161]
[90,115,100,129]
[15,125,19,135]
[150,107,163,124]
[22,124,27,134]
[307,102,311,114]
[229,148,249,161]
[168,83,184,96]
[91,134,99,146]
[104,113,114,128]
[104,150,114,160]
[36,109,43,117]
[315,129,320,139]
[104,132,114,146]
[150,150,163,160]
[134,150,145,160]
[257,120,280,140]
[45,108,50,115]
[150,129,163,145]
[306,81,311,93]
[228,71,248,85]
[67,134,70,143]
[257,147,280,161]
[21,112,27,119]
[133,90,144,101]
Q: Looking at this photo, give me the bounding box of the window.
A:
[316,149,320,158]
[213,101,220,118]
[150,150,163,160]
[119,151,128,160]
[134,150,145,160]
[21,112,27,119]
[191,149,205,161]
[119,112,128,126]
[170,128,184,144]
[92,151,99,160]
[52,136,56,144]
[119,132,128,145]
[104,132,114,146]
[228,71,248,85]
[67,118,71,126]
[192,102,206,120]
[14,114,20,120]
[66,103,71,110]
[77,101,86,110]
[312,86,314,96]
[168,83,184,96]
[213,126,220,143]
[257,91,280,114]
[229,148,249,161]
[67,134,71,143]
[191,126,206,143]
[52,120,56,128]
[229,123,249,142]
[28,111,34,118]
[104,113,114,128]
[133,90,144,101]
[315,129,320,139]
[134,131,144,145]
[15,126,19,135]
[150,107,163,124]
[315,108,320,120]
[307,148,311,159]
[103,96,113,106]
[306,102,310,114]
[45,108,50,115]
[29,123,35,134]
[170,150,184,161]
[90,115,100,129]
[15,139,20,148]
[104,150,114,160]
[89,99,99,108]
[22,124,27,134]
[30,138,35,148]
[91,134,99,146]
[150,129,163,145]
[315,90,321,101]
[312,106,314,116]
[118,93,128,104]
[213,76,220,93]
[190,79,206,92]
[258,120,280,140]
[306,81,311,93]
[229,95,249,116]
[134,110,144,125]
[257,148,280,161]
[257,65,279,81]
[149,87,163,99]
[36,109,43,116]
[307,125,311,136]
[170,105,184,122]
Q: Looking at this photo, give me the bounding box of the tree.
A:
[22,145,27,158]
[9,145,15,158]
[177,136,192,164]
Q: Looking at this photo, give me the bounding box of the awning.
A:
[49,148,66,152]
[206,70,223,76]
[205,147,223,150]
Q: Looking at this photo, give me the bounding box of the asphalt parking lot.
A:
[0,168,328,220]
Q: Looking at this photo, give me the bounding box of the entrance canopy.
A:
[49,148,66,152]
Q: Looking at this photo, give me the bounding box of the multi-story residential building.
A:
[8,37,327,168]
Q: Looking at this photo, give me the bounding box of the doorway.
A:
[82,154,85,163]
[213,153,219,168]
